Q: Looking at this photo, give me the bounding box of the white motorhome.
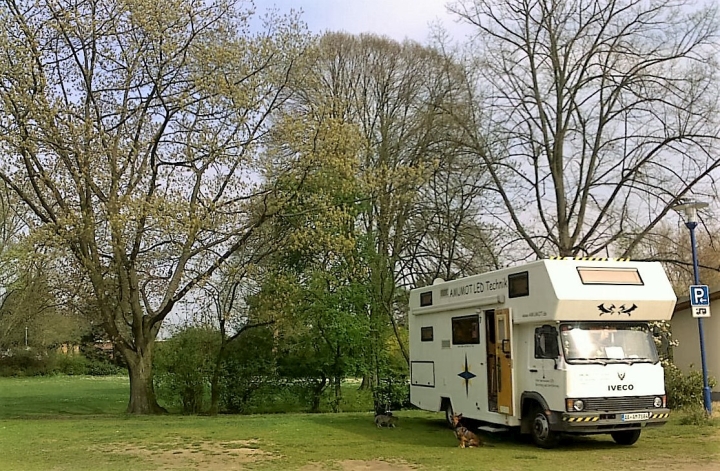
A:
[409,258,675,448]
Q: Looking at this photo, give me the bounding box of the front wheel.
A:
[530,406,560,449]
[611,429,641,446]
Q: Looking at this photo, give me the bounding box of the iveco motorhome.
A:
[408,258,675,448]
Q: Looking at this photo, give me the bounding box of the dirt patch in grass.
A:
[338,460,417,470]
[299,459,417,470]
[640,461,720,471]
[98,439,273,470]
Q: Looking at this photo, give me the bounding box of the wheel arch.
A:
[520,392,550,434]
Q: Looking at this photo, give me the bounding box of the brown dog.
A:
[451,413,482,448]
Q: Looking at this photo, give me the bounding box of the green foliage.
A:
[153,327,220,414]
[664,362,717,409]
[375,376,410,412]
[84,359,124,376]
[52,353,88,375]
[219,327,277,413]
[0,348,122,377]
[678,404,715,426]
[0,349,52,376]
[53,354,123,376]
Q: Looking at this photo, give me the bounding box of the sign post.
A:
[673,200,712,414]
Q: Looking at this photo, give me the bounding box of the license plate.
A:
[621,413,650,421]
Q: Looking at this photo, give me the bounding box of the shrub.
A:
[153,326,220,414]
[85,359,123,376]
[375,375,410,412]
[664,362,717,409]
[678,404,714,426]
[0,348,53,376]
[220,327,277,413]
[53,353,88,375]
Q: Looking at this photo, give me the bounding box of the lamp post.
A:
[673,200,712,415]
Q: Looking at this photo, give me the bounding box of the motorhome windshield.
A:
[560,322,659,365]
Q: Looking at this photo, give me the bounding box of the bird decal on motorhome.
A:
[618,304,638,315]
[598,303,638,316]
[598,303,616,315]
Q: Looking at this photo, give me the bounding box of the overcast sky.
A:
[267,0,475,43]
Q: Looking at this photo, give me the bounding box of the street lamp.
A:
[672,200,712,415]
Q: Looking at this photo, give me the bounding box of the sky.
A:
[266,0,475,43]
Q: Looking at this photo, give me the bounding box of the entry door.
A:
[494,308,513,415]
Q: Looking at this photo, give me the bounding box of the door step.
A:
[477,425,509,433]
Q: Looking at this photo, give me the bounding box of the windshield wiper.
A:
[569,357,658,366]
[616,358,657,365]
[567,358,608,365]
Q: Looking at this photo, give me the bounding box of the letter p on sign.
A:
[690,285,709,306]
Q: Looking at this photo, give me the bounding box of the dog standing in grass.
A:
[451,413,482,448]
[374,411,398,428]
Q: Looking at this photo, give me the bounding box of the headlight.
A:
[566,398,585,411]
[654,396,663,408]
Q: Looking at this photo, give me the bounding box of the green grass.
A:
[0,376,719,471]
[0,375,128,417]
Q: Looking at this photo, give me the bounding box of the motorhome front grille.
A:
[582,396,657,411]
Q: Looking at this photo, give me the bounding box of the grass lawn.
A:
[0,376,719,471]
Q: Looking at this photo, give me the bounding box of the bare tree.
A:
[0,0,308,413]
[448,0,720,259]
[401,150,505,287]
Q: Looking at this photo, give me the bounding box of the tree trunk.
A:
[209,345,224,416]
[332,375,342,413]
[123,347,167,414]
[311,377,327,413]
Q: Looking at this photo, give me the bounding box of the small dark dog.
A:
[451,413,482,448]
[374,411,398,428]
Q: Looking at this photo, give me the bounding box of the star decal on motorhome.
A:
[597,303,638,316]
[458,354,476,396]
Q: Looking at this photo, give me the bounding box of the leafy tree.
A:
[0,0,308,413]
[448,0,720,259]
[260,110,370,412]
[286,33,496,382]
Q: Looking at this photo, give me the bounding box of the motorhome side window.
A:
[452,315,480,345]
[420,326,433,342]
[535,325,560,359]
[508,271,529,298]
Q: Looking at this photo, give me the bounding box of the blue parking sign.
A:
[690,285,710,306]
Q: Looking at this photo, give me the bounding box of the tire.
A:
[530,405,560,449]
[443,400,454,428]
[611,429,641,446]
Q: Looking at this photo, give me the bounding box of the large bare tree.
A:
[0,0,308,413]
[449,0,720,259]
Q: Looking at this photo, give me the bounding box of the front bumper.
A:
[550,408,670,434]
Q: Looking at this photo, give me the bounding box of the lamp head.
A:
[672,200,709,223]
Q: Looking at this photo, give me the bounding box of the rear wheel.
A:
[530,405,560,449]
[442,400,454,427]
[611,429,641,445]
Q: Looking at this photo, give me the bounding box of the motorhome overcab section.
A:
[408,258,676,448]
